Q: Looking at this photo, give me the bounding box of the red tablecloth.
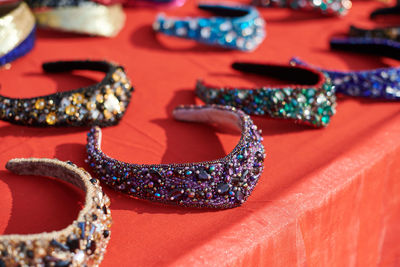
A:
[1,1,400,266]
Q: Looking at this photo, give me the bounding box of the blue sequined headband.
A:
[152,3,266,52]
[290,57,400,100]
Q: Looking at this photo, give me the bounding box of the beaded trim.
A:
[153,3,266,52]
[0,2,36,66]
[290,57,400,100]
[0,158,112,267]
[86,105,265,209]
[251,0,351,16]
[196,62,336,128]
[0,60,134,127]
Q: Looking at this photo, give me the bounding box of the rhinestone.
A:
[46,112,57,125]
[72,93,85,104]
[65,105,77,116]
[35,99,46,110]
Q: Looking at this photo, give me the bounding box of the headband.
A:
[370,1,400,19]
[251,0,351,16]
[0,2,36,66]
[125,0,186,8]
[33,2,125,37]
[0,60,134,127]
[196,62,336,128]
[330,37,400,60]
[26,0,184,7]
[349,25,400,42]
[86,105,265,209]
[0,158,112,266]
[153,3,266,52]
[290,57,400,100]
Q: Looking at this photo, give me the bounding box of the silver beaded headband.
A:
[0,158,112,267]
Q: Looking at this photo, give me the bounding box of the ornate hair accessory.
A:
[125,0,186,8]
[25,0,184,8]
[0,60,134,127]
[0,158,112,267]
[349,25,400,43]
[153,3,266,51]
[330,37,400,60]
[32,2,125,37]
[196,62,336,127]
[0,2,36,66]
[251,0,352,16]
[290,57,400,100]
[86,105,265,209]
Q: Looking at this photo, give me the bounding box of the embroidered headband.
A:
[0,60,134,127]
[330,37,400,60]
[196,62,336,128]
[290,57,400,100]
[86,105,266,209]
[251,0,352,16]
[0,158,112,267]
[153,3,266,51]
[0,2,36,66]
[33,2,125,37]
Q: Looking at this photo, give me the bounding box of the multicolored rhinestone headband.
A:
[86,105,265,209]
[0,60,134,127]
[251,0,351,16]
[0,2,36,66]
[0,158,112,267]
[153,3,266,51]
[290,57,400,100]
[31,2,125,37]
[330,37,400,60]
[196,62,336,128]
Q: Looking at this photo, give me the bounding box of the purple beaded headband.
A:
[0,158,112,267]
[86,104,265,209]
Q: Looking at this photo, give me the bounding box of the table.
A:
[0,1,400,266]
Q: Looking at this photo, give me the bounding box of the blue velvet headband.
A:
[153,3,266,52]
[0,2,36,66]
[290,57,400,100]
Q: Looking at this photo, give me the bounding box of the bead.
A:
[34,99,46,110]
[45,112,57,125]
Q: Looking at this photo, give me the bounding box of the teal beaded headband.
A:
[196,62,337,128]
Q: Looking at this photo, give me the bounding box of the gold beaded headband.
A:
[0,60,134,127]
[0,158,112,267]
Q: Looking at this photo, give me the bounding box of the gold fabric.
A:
[0,2,35,57]
[35,3,126,37]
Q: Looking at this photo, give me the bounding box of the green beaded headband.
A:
[196,61,337,128]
